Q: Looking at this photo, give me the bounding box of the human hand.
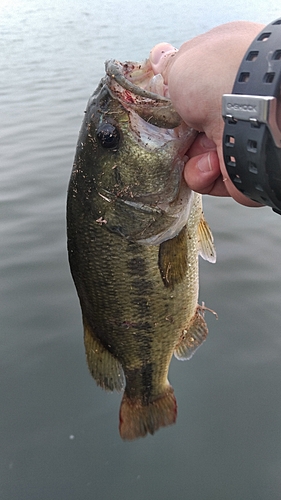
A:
[149,22,265,206]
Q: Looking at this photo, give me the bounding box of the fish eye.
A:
[96,122,120,150]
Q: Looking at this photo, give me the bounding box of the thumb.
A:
[183,152,228,196]
[149,43,178,79]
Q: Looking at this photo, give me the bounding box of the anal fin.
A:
[174,307,209,360]
[83,317,125,392]
[119,385,177,440]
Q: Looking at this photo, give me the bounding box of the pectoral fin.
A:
[83,317,125,392]
[197,214,216,263]
[174,307,208,360]
[158,225,187,288]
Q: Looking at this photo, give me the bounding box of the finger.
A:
[184,152,229,196]
[187,133,216,157]
[149,43,178,76]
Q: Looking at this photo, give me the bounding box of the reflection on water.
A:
[1,1,281,499]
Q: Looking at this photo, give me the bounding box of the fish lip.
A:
[105,59,182,129]
[105,59,171,103]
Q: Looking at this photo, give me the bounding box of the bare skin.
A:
[149,22,265,206]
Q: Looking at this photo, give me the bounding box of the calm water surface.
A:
[1,1,281,499]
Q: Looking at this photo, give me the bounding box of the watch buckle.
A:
[222,94,281,148]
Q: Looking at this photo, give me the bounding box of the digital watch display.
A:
[222,19,281,214]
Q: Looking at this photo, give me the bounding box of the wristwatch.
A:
[222,19,281,214]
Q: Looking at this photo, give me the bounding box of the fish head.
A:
[72,58,197,244]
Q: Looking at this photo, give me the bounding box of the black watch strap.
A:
[222,19,281,214]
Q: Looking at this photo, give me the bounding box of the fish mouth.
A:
[104,57,197,154]
[105,59,182,129]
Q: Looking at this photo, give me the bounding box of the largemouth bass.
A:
[67,57,216,440]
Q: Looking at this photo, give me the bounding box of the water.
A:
[1,1,281,498]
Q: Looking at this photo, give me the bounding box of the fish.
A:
[66,57,216,440]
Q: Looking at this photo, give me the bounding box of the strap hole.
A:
[257,32,271,42]
[273,20,281,25]
[225,135,235,146]
[272,49,281,60]
[226,155,236,167]
[238,72,250,83]
[247,140,257,153]
[248,162,258,174]
[233,175,242,185]
[263,72,275,83]
[246,51,259,61]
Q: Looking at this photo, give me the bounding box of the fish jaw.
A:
[105,59,180,128]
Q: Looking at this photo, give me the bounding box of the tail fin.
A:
[119,386,177,440]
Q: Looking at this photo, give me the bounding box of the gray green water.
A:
[1,1,281,498]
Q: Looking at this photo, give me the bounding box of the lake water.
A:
[1,1,281,499]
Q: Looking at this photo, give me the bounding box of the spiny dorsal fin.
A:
[83,316,125,392]
[174,308,208,360]
[197,214,216,263]
[158,225,187,288]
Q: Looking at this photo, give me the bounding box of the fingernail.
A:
[197,153,212,172]
[150,43,178,68]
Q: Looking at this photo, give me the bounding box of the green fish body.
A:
[67,58,216,440]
